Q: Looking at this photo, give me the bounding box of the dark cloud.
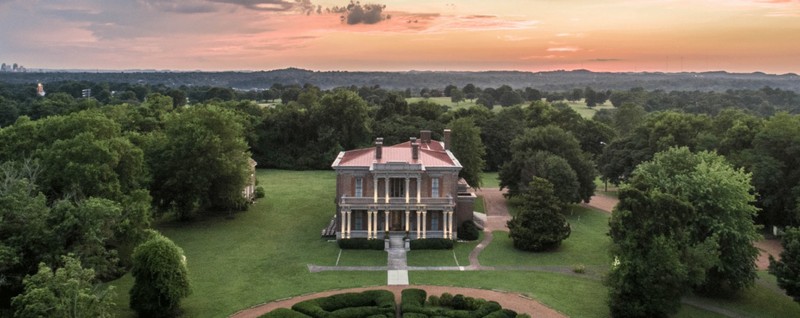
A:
[139,0,219,14]
[209,0,303,12]
[589,58,622,62]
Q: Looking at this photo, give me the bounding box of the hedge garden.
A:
[258,288,529,318]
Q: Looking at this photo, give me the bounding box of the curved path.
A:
[228,285,567,318]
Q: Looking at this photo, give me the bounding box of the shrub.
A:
[439,293,453,307]
[401,288,427,311]
[410,238,454,250]
[259,308,312,318]
[292,290,395,318]
[457,220,480,241]
[402,314,428,318]
[572,264,586,274]
[255,186,266,198]
[427,295,440,306]
[451,294,467,310]
[338,238,385,250]
[129,232,191,318]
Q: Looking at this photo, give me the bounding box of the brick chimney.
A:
[443,129,451,150]
[411,137,419,160]
[375,137,383,160]
[420,130,432,144]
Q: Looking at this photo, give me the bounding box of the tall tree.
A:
[500,125,596,202]
[769,227,800,303]
[507,177,571,251]
[608,147,760,317]
[149,105,250,219]
[448,118,485,189]
[748,113,800,227]
[11,255,115,318]
[129,232,190,318]
[314,89,372,150]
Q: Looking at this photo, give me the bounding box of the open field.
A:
[108,170,800,318]
[480,206,612,267]
[563,100,615,119]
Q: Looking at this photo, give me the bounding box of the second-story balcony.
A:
[339,195,454,210]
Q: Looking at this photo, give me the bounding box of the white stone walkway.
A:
[387,235,409,285]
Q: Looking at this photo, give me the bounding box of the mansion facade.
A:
[330,130,476,240]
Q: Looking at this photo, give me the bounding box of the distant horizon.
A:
[7,66,798,77]
[2,0,798,74]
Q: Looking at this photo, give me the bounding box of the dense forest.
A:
[2,77,800,316]
[2,68,799,91]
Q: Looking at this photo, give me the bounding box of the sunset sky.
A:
[1,0,798,73]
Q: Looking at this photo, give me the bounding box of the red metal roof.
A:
[336,142,456,167]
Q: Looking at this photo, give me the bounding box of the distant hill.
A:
[2,68,799,92]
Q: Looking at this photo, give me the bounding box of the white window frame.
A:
[431,178,440,198]
[355,177,363,197]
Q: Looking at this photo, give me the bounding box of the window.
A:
[390,178,405,197]
[355,177,363,197]
[431,212,439,231]
[355,212,363,230]
[431,178,439,198]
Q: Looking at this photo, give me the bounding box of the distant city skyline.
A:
[0,0,798,74]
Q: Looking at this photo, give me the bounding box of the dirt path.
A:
[475,188,512,231]
[581,193,618,214]
[228,285,567,318]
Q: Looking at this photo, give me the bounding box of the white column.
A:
[405,210,410,232]
[422,211,427,239]
[405,177,410,204]
[373,176,378,203]
[416,177,421,203]
[416,211,421,239]
[340,209,346,238]
[375,211,379,238]
[385,177,390,203]
[385,211,390,232]
[440,211,445,239]
[345,210,352,239]
[367,210,373,239]
[448,211,454,239]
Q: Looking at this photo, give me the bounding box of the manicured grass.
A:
[480,206,611,267]
[564,100,615,119]
[337,249,387,266]
[675,305,729,318]
[109,170,385,318]
[410,271,609,317]
[593,177,619,198]
[406,97,497,111]
[683,276,800,318]
[107,170,800,318]
[480,172,501,190]
[406,232,483,267]
[474,196,485,213]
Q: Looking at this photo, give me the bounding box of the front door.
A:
[391,211,403,231]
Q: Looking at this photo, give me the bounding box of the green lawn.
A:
[107,170,800,318]
[474,196,485,214]
[594,177,619,198]
[480,172,501,190]
[406,97,484,111]
[480,206,612,267]
[109,170,385,318]
[407,232,483,267]
[564,100,615,119]
[410,271,609,317]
